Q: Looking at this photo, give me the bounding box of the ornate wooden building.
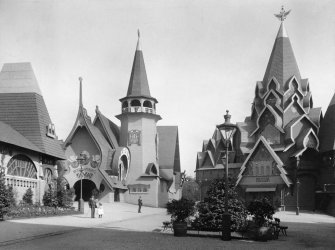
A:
[196,7,335,214]
[0,62,65,203]
[59,33,181,207]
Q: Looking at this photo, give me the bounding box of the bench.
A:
[274,218,288,236]
[162,221,173,232]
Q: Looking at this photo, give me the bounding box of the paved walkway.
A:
[0,203,334,248]
[0,202,170,244]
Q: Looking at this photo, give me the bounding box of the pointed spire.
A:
[262,6,300,90]
[126,30,151,98]
[79,76,83,107]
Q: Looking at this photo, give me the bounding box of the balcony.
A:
[122,106,155,114]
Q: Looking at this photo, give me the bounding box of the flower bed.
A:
[3,204,80,220]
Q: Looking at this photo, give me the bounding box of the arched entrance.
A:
[73,179,97,201]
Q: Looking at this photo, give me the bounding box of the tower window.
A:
[130,99,141,107]
[122,101,129,108]
[143,100,152,108]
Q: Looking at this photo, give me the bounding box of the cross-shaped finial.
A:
[274,6,291,22]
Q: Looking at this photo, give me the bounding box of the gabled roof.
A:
[262,22,301,91]
[157,126,180,173]
[126,34,152,99]
[93,107,120,148]
[0,63,65,159]
[236,136,291,187]
[319,92,335,152]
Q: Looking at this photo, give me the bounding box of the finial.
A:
[274,5,291,22]
[96,105,99,112]
[79,76,83,107]
[136,29,141,51]
[224,110,231,124]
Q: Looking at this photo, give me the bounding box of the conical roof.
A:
[263,21,301,90]
[126,32,151,98]
[319,92,335,152]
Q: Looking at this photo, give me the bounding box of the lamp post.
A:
[296,178,300,215]
[77,155,85,213]
[217,110,236,241]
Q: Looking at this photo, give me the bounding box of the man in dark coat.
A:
[89,195,96,218]
[138,196,142,213]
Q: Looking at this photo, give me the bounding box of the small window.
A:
[46,123,56,138]
[143,100,152,108]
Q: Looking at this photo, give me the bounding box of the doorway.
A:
[74,179,97,201]
[114,189,120,202]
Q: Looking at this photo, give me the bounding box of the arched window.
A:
[143,100,152,108]
[7,155,37,179]
[122,101,129,108]
[130,99,141,107]
[44,168,53,184]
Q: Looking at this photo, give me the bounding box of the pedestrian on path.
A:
[89,195,96,218]
[138,196,142,213]
[98,202,104,218]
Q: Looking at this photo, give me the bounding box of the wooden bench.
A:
[274,218,288,236]
[162,221,173,232]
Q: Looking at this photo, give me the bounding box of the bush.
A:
[43,186,58,208]
[166,198,195,222]
[56,178,74,208]
[0,170,15,219]
[247,197,275,227]
[192,178,248,232]
[22,187,34,205]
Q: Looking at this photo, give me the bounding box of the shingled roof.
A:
[263,22,301,91]
[319,92,335,152]
[157,126,180,174]
[0,63,65,159]
[126,34,152,99]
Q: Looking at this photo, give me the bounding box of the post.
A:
[222,143,231,241]
[296,178,300,215]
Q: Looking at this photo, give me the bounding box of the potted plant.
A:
[166,198,195,236]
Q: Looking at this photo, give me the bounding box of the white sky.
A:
[0,0,334,177]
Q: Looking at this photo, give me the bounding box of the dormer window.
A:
[46,123,56,138]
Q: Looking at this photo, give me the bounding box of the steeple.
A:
[79,76,83,107]
[126,30,151,98]
[263,6,301,91]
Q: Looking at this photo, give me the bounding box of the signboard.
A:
[128,130,141,146]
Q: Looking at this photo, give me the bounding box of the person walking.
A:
[97,202,104,218]
[89,195,96,218]
[138,196,142,213]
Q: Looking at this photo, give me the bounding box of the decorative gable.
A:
[236,136,291,187]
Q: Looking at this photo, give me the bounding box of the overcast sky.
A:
[0,0,334,177]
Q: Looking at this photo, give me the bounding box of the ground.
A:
[0,202,334,249]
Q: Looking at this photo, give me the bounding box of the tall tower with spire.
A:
[116,31,162,206]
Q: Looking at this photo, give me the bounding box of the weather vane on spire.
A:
[274,6,291,22]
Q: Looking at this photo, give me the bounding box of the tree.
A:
[247,197,275,227]
[56,177,74,208]
[0,170,15,219]
[43,185,58,207]
[182,180,200,201]
[192,178,248,232]
[22,187,34,205]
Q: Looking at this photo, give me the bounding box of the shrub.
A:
[56,178,74,208]
[247,197,275,227]
[166,198,195,222]
[192,178,248,232]
[22,187,34,205]
[0,170,15,219]
[43,186,58,208]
